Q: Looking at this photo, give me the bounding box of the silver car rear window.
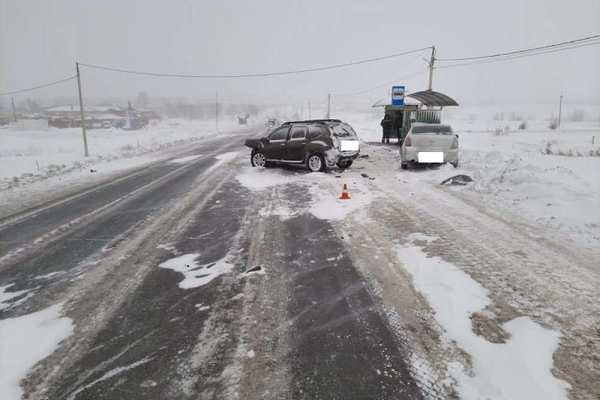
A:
[412,125,453,135]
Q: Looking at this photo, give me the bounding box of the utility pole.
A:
[308,100,311,120]
[428,46,436,91]
[215,91,219,133]
[11,97,17,123]
[75,62,89,157]
[327,93,331,119]
[558,94,563,129]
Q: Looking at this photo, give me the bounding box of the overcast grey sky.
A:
[1,0,599,107]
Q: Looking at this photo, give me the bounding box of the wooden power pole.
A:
[76,62,89,157]
[11,97,17,123]
[215,91,219,133]
[428,46,436,91]
[558,94,563,129]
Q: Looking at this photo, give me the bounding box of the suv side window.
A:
[290,126,307,140]
[308,126,323,139]
[269,127,289,141]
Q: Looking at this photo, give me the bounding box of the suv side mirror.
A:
[455,134,459,138]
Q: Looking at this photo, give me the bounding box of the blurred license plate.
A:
[340,140,359,152]
[418,152,444,163]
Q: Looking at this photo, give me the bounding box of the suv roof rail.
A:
[282,119,342,125]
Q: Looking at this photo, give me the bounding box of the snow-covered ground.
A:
[338,110,600,247]
[238,134,599,398]
[398,233,570,400]
[2,113,598,398]
[0,303,73,400]
[2,109,598,245]
[0,118,244,217]
[0,118,239,185]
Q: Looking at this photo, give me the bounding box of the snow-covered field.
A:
[338,110,600,247]
[0,118,244,217]
[0,118,239,185]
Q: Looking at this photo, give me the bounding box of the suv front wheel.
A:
[307,154,325,172]
[251,151,267,167]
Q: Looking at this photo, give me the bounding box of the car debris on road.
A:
[440,174,473,186]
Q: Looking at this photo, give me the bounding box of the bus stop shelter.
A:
[379,89,459,144]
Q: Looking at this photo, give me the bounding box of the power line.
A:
[436,33,600,62]
[78,47,432,79]
[436,40,600,69]
[0,75,77,96]
[333,70,424,96]
[4,34,598,97]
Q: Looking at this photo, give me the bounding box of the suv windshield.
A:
[412,125,453,135]
[330,123,358,138]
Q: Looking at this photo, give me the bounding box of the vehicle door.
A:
[264,126,289,160]
[284,125,308,162]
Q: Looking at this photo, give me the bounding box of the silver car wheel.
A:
[252,152,266,167]
[308,155,322,172]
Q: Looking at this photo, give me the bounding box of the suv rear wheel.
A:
[307,154,325,172]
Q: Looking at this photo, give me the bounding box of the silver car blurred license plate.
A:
[418,152,444,163]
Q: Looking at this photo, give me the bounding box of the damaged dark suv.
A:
[244,119,360,172]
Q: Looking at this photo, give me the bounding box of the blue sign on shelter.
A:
[391,86,405,106]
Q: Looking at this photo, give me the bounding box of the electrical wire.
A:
[0,75,77,96]
[4,34,598,97]
[436,33,600,62]
[333,70,425,96]
[435,40,600,69]
[77,47,432,79]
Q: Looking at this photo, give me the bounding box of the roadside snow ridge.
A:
[397,234,570,400]
[0,303,74,400]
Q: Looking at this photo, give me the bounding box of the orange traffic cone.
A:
[339,184,351,200]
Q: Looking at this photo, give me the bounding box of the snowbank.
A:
[335,110,600,246]
[0,304,74,400]
[455,123,600,247]
[0,118,239,186]
[397,234,570,400]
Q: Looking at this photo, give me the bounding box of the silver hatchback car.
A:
[400,123,459,169]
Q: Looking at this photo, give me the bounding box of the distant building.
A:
[45,104,160,129]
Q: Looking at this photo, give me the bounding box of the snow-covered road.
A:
[0,125,598,399]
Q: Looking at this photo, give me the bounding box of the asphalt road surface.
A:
[0,131,423,399]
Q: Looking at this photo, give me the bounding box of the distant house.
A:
[45,104,159,129]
